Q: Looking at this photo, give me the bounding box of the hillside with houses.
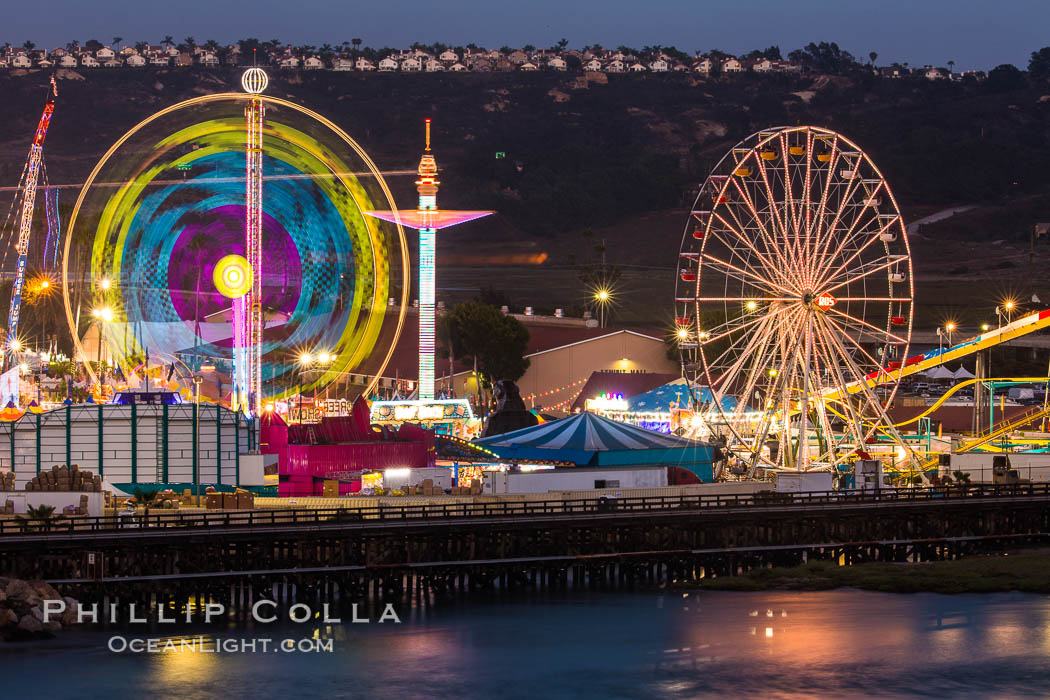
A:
[0,38,989,81]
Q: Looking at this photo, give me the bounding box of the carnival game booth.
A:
[263,396,436,497]
[475,410,717,484]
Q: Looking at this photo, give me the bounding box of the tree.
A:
[1029,47,1050,82]
[86,38,103,52]
[557,38,569,50]
[23,40,35,52]
[523,44,536,53]
[16,504,61,532]
[947,59,955,74]
[869,51,877,65]
[986,63,1026,92]
[113,36,123,49]
[162,35,174,49]
[790,41,858,74]
[440,302,531,406]
[184,36,197,51]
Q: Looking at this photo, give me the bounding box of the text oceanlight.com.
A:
[108,636,336,653]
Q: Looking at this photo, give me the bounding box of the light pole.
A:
[91,307,112,391]
[193,375,202,506]
[594,289,610,328]
[944,321,955,348]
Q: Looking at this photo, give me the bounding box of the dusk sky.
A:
[6,0,1048,70]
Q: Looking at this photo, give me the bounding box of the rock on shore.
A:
[0,577,80,641]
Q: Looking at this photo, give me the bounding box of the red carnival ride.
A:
[262,396,435,497]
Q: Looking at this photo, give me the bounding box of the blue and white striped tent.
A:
[627,378,737,413]
[475,411,715,479]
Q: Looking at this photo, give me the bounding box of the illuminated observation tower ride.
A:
[367,119,491,426]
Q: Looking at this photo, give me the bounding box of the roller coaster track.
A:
[889,376,1049,428]
[821,308,1050,403]
[916,404,1050,473]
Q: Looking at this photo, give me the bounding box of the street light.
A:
[944,321,955,347]
[593,288,612,328]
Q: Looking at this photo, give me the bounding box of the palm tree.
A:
[869,51,877,66]
[17,504,61,532]
[351,37,362,57]
[162,35,174,49]
[23,40,35,52]
[947,59,955,75]
[184,36,197,51]
[113,36,123,49]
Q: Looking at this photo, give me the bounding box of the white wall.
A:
[4,404,254,488]
[2,491,103,517]
[383,467,452,490]
[485,467,667,494]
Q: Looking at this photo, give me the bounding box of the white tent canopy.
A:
[921,366,955,380]
[953,366,975,379]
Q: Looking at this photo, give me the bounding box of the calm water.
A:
[4,589,1050,698]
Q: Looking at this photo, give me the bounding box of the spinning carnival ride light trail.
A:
[62,73,410,411]
[675,126,920,474]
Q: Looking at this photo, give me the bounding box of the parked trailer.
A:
[484,465,668,495]
[940,452,1050,484]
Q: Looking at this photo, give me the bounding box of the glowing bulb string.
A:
[523,377,588,402]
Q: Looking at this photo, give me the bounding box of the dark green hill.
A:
[1,66,1049,325]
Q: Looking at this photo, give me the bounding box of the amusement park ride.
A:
[366,119,492,432]
[1,77,58,370]
[0,76,1046,484]
[675,125,1050,480]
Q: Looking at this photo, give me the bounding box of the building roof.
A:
[479,409,689,448]
[571,370,680,412]
[626,378,738,413]
[382,320,665,381]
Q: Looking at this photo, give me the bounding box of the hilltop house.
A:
[694,58,715,73]
[127,54,146,67]
[628,62,646,72]
[378,56,399,71]
[200,52,220,67]
[448,62,468,72]
[278,56,300,69]
[401,56,422,71]
[649,58,669,72]
[605,59,624,73]
[11,55,32,68]
[583,58,603,71]
[439,49,459,63]
[355,57,376,71]
[519,61,538,71]
[303,56,324,70]
[58,55,77,68]
[722,58,743,72]
[547,56,567,71]
[332,58,354,71]
[80,54,99,68]
[425,58,445,72]
[96,46,116,60]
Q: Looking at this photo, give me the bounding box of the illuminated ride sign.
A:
[370,398,475,424]
[584,392,628,412]
[816,293,836,309]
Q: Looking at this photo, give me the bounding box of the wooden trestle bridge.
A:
[3,487,1050,613]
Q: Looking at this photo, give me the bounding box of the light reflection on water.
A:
[3,589,1050,699]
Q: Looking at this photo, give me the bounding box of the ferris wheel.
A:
[674,126,916,474]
